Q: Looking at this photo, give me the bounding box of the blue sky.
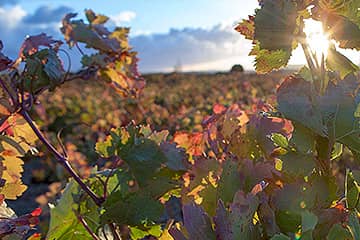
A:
[19,0,258,34]
[0,1,357,72]
[0,0,264,72]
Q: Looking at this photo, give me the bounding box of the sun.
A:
[303,19,330,62]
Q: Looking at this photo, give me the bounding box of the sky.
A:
[0,0,358,73]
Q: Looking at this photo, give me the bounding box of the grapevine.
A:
[0,1,358,239]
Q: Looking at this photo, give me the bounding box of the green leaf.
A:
[101,192,163,229]
[276,210,301,233]
[322,12,360,50]
[277,74,360,156]
[123,138,166,185]
[346,170,360,210]
[235,15,255,40]
[130,225,162,240]
[217,160,241,204]
[254,0,297,51]
[348,212,360,240]
[326,47,359,79]
[277,76,325,136]
[250,44,292,73]
[160,142,188,171]
[327,223,353,240]
[47,180,94,240]
[270,233,291,240]
[24,49,64,93]
[305,174,338,209]
[301,210,318,232]
[290,123,316,154]
[280,151,315,177]
[271,133,288,149]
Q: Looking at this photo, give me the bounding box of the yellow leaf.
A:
[0,181,27,200]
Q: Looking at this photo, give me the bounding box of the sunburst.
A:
[303,19,330,63]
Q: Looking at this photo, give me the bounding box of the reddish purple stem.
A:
[20,109,104,206]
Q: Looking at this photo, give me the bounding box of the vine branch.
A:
[20,109,104,206]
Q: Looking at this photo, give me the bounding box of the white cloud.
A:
[0,5,26,29]
[111,11,136,26]
[130,24,254,73]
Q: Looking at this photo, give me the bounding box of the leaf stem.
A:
[20,109,104,206]
[75,210,101,240]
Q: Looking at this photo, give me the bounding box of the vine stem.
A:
[20,109,104,206]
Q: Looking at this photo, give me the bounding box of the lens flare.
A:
[304,19,330,62]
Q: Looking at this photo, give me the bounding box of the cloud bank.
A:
[131,25,253,72]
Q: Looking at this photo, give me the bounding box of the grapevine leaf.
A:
[254,0,297,51]
[0,182,27,200]
[312,203,349,238]
[258,202,279,237]
[182,157,219,215]
[235,15,255,40]
[19,33,62,58]
[61,11,145,97]
[6,114,38,147]
[290,123,316,153]
[101,192,163,230]
[181,202,215,240]
[250,43,292,73]
[85,9,109,25]
[327,223,353,240]
[0,152,26,200]
[280,151,316,176]
[217,159,241,205]
[0,202,41,238]
[213,200,232,240]
[24,49,65,93]
[277,76,325,135]
[305,174,338,209]
[124,138,167,185]
[273,182,304,212]
[215,184,266,239]
[345,170,360,210]
[326,46,359,79]
[276,210,302,233]
[61,13,119,52]
[81,53,108,68]
[225,188,262,239]
[0,41,12,72]
[321,12,360,50]
[46,180,93,240]
[348,212,360,240]
[230,104,292,159]
[320,0,360,28]
[277,74,360,155]
[301,210,318,233]
[270,234,291,240]
[271,133,288,149]
[130,225,162,239]
[173,132,205,157]
[160,142,188,171]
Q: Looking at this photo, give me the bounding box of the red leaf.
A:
[19,33,63,58]
[0,41,12,71]
[30,208,42,217]
[213,103,227,115]
[173,132,205,156]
